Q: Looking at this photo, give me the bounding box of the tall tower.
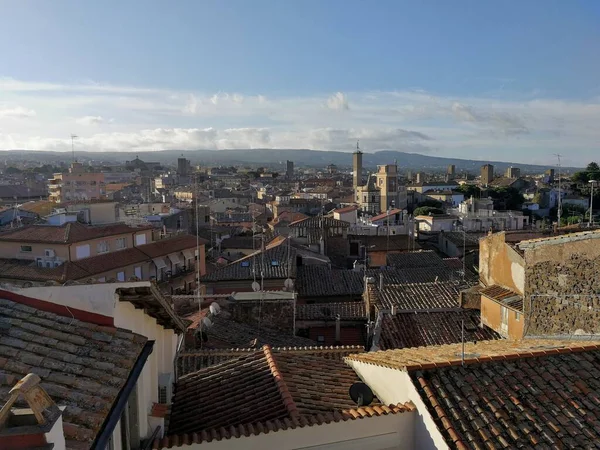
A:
[286,160,294,179]
[352,142,363,190]
[376,164,399,212]
[481,164,494,186]
[447,164,456,179]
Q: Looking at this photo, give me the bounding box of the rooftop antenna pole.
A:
[555,153,562,228]
[195,174,201,301]
[461,319,465,367]
[70,134,78,163]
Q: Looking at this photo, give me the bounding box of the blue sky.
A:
[0,0,599,165]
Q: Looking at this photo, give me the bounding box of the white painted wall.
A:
[168,412,414,450]
[45,407,67,450]
[347,361,449,450]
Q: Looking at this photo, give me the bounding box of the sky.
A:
[0,0,599,166]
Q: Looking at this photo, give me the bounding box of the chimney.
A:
[0,374,66,450]
[379,272,384,290]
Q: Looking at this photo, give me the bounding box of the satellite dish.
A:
[251,281,261,292]
[284,278,294,290]
[349,382,374,407]
[201,317,213,329]
[209,303,221,315]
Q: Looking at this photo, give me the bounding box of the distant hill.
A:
[1,148,577,174]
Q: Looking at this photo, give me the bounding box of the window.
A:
[20,245,32,252]
[515,311,521,321]
[116,237,127,249]
[271,260,279,266]
[117,271,125,282]
[75,244,90,259]
[134,267,142,279]
[317,335,325,343]
[97,241,109,254]
[134,234,146,246]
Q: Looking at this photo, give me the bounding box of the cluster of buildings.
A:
[1,150,600,450]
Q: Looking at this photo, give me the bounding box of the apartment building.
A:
[0,221,207,293]
[48,162,106,203]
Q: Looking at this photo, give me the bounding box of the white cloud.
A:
[0,106,36,119]
[1,77,600,164]
[75,115,109,126]
[326,92,350,110]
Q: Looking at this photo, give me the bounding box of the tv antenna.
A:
[349,382,374,407]
[554,153,562,227]
[70,134,78,163]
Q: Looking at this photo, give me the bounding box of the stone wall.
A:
[525,254,600,336]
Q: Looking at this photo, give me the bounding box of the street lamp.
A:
[589,180,597,227]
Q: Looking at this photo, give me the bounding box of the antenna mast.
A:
[70,134,78,163]
[555,154,562,227]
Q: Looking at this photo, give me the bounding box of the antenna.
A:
[349,382,374,407]
[554,153,562,227]
[70,134,78,163]
[356,140,360,151]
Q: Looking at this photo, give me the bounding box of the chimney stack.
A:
[0,374,66,450]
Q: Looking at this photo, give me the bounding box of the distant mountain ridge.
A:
[1,148,577,173]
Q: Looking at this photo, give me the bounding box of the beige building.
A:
[0,222,207,294]
[480,164,494,186]
[48,162,106,203]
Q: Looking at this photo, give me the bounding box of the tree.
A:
[5,167,22,174]
[417,199,443,209]
[413,206,444,216]
[572,161,600,184]
[488,187,524,210]
[455,184,480,199]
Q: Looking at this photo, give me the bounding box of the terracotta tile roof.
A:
[368,266,473,285]
[186,312,316,349]
[289,216,350,228]
[0,222,151,244]
[358,235,422,252]
[72,248,149,276]
[156,402,414,449]
[296,302,366,320]
[137,234,207,258]
[177,346,364,374]
[378,310,503,350]
[480,285,524,312]
[296,266,363,298]
[0,259,90,283]
[17,200,54,216]
[118,285,188,332]
[370,208,403,222]
[440,231,483,247]
[376,281,463,312]
[411,342,600,449]
[386,250,446,268]
[201,238,296,282]
[271,211,308,224]
[0,297,147,449]
[333,205,358,214]
[345,339,600,370]
[164,345,413,448]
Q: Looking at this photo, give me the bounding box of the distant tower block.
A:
[481,164,494,186]
[415,172,425,184]
[286,160,294,179]
[353,142,363,189]
[447,164,456,179]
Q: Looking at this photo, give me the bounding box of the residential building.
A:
[332,205,358,224]
[406,180,459,194]
[423,189,464,207]
[505,166,521,178]
[286,160,294,179]
[0,222,206,294]
[0,185,47,205]
[415,213,458,232]
[480,163,494,185]
[452,197,529,231]
[447,164,455,179]
[177,157,191,176]
[0,282,187,449]
[48,162,105,204]
[356,174,381,214]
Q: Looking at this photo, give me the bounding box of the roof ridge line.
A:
[262,344,299,419]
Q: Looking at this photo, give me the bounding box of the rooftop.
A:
[378,310,502,350]
[289,216,350,229]
[386,250,447,269]
[480,285,524,312]
[0,222,151,244]
[360,235,421,252]
[296,266,363,298]
[370,208,403,222]
[0,296,147,449]
[410,341,600,449]
[296,302,366,321]
[165,345,413,447]
[375,281,463,312]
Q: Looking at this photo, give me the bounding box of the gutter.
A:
[91,340,155,450]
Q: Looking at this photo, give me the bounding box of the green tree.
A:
[455,184,480,199]
[413,206,444,216]
[5,167,22,174]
